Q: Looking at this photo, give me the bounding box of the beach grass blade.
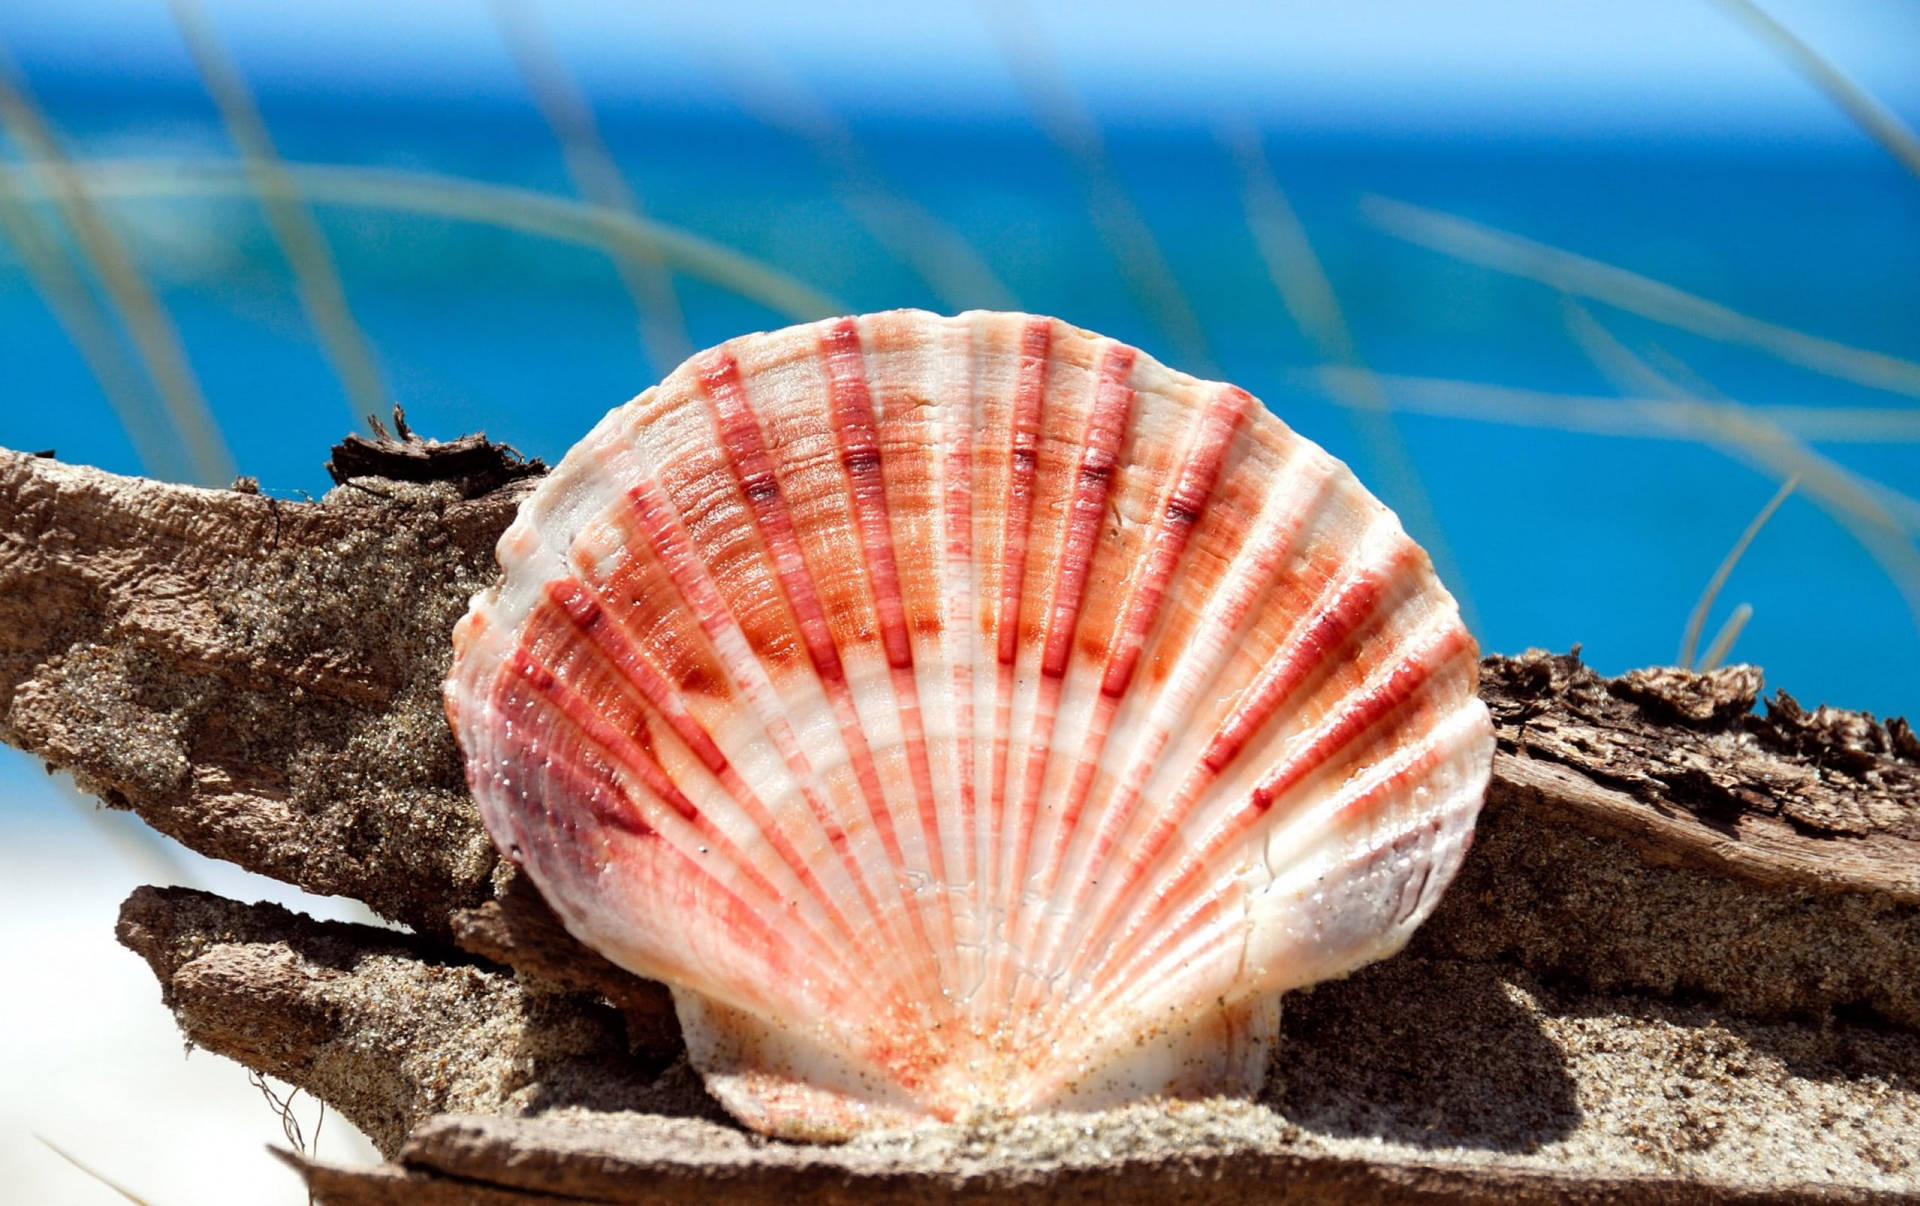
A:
[1224,119,1478,632]
[1680,476,1799,669]
[0,45,234,486]
[3,157,845,322]
[491,0,693,375]
[1363,194,1920,400]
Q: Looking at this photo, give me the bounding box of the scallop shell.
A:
[445,310,1493,1140]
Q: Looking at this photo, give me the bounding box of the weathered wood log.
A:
[0,445,519,933]
[1422,655,1920,1028]
[2,437,1916,1204]
[128,887,1920,1203]
[323,406,546,498]
[114,884,683,1155]
[285,1106,1920,1206]
[447,871,682,1056]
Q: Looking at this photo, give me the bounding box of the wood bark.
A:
[2,436,1916,1204]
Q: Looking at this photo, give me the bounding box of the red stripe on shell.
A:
[699,343,947,1008]
[821,316,952,952]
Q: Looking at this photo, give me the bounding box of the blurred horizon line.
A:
[4,0,1917,146]
[9,73,1919,157]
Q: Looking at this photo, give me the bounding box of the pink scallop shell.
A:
[445,310,1493,1140]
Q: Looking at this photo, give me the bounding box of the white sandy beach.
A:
[0,748,380,1206]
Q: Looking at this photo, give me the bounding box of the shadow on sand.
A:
[1267,955,1580,1153]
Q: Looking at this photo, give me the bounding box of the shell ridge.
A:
[1019,379,1250,1002]
[961,314,1003,1022]
[538,577,723,773]
[541,566,882,973]
[1021,384,1253,1000]
[485,643,866,1013]
[825,316,957,999]
[461,656,552,873]
[1080,698,1491,1042]
[1047,447,1343,994]
[1255,685,1490,906]
[921,315,984,1004]
[1194,536,1417,785]
[1064,543,1415,984]
[959,312,1006,1018]
[697,347,947,1009]
[1002,337,1139,1012]
[990,320,1107,1018]
[1248,615,1477,814]
[1086,481,1386,912]
[862,316,976,1008]
[610,467,905,962]
[1042,704,1486,1090]
[980,315,1054,1016]
[499,638,874,999]
[1079,609,1481,1009]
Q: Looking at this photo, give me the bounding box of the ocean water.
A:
[5,87,1916,723]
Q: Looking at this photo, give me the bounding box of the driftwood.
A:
[2,432,1917,1204]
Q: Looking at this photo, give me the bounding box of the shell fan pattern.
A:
[445,310,1494,1140]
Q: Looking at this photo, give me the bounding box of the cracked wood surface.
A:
[2,442,1917,1203]
[115,885,680,1156]
[0,446,523,933]
[1418,655,1920,1030]
[286,1110,1917,1206]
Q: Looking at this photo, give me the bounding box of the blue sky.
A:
[5,0,1917,139]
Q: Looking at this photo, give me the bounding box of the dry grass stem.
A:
[1713,0,1920,184]
[1698,602,1755,672]
[694,35,1017,312]
[33,1135,156,1206]
[0,157,845,321]
[1328,372,1920,444]
[169,0,388,425]
[1680,475,1799,668]
[1363,193,1920,399]
[0,46,234,486]
[980,0,1218,377]
[1224,119,1478,632]
[1565,302,1920,637]
[0,162,193,479]
[491,0,693,374]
